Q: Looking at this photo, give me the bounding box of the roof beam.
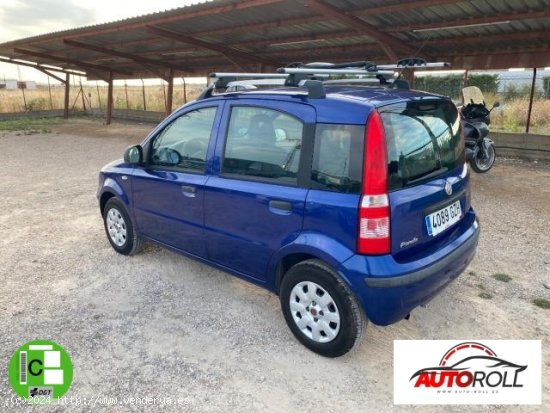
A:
[146,26,281,68]
[423,30,550,46]
[0,56,80,82]
[179,46,550,72]
[0,0,477,60]
[358,0,464,15]
[35,67,67,84]
[199,47,550,71]
[139,47,208,57]
[13,48,133,76]
[305,0,416,61]
[81,0,537,57]
[269,44,550,69]
[238,30,374,52]
[63,39,189,80]
[436,46,550,57]
[177,44,390,66]
[0,0,464,49]
[85,70,111,83]
[437,50,550,70]
[101,1,465,44]
[63,0,284,41]
[184,15,326,38]
[116,9,550,58]
[385,9,550,33]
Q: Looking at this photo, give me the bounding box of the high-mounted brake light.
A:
[358,111,390,255]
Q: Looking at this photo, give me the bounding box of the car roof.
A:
[186,84,449,125]
[210,85,448,125]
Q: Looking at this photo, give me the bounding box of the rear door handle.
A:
[181,185,196,197]
[269,200,293,213]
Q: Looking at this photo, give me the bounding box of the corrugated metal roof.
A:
[0,0,548,80]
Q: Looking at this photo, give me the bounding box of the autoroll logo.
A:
[394,340,541,405]
[411,342,525,390]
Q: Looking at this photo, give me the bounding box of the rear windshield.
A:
[380,100,464,190]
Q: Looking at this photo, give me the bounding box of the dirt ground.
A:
[0,118,548,412]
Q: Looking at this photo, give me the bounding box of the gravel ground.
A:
[0,119,548,412]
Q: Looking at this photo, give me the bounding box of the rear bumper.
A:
[338,211,480,325]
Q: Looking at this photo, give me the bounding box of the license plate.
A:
[425,200,462,237]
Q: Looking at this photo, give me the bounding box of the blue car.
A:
[98,69,479,357]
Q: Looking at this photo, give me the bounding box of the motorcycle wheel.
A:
[471,143,496,173]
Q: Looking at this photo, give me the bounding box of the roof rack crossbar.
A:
[377,62,450,70]
[208,72,287,89]
[278,67,395,76]
[208,73,287,79]
[207,72,327,99]
[286,61,377,70]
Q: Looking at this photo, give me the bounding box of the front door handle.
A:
[181,185,196,197]
[269,200,293,214]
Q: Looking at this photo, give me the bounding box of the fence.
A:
[1,71,549,136]
[0,83,204,114]
[414,69,550,135]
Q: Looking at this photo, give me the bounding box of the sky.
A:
[0,0,206,84]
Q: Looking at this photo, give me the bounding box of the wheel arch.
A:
[270,235,355,294]
[98,177,130,214]
[274,253,318,294]
[99,191,116,215]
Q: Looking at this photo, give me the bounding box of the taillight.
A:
[358,111,390,255]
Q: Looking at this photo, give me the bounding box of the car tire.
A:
[103,198,142,256]
[280,259,366,357]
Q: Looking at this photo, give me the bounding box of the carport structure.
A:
[0,0,549,125]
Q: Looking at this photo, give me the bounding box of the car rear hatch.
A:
[379,98,471,260]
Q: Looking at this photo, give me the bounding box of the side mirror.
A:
[124,145,143,165]
[492,101,500,108]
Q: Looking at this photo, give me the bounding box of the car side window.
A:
[311,124,364,193]
[223,106,304,184]
[150,106,217,171]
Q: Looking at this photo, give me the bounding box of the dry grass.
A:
[0,84,203,113]
[467,92,550,135]
[491,99,550,135]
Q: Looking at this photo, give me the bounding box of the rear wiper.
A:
[405,166,448,185]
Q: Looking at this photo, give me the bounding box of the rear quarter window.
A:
[311,124,364,193]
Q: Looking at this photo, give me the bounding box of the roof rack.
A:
[198,58,450,100]
[378,58,451,70]
[278,67,395,76]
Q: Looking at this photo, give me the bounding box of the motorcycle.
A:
[460,86,499,173]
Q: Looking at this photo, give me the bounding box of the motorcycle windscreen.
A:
[462,86,485,105]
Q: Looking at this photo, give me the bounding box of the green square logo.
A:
[9,340,73,402]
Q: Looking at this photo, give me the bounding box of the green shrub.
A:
[25,97,49,111]
[543,77,550,99]
[0,117,61,132]
[414,74,499,100]
[492,273,512,283]
[469,74,500,95]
